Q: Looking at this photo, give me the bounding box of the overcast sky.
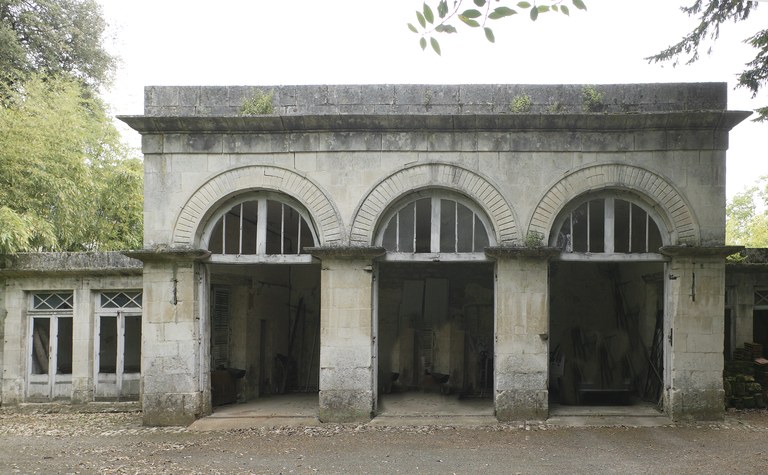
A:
[98,0,768,199]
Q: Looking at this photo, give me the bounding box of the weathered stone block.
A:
[495,389,548,422]
[318,389,372,422]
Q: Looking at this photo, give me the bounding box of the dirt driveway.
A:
[2,409,767,474]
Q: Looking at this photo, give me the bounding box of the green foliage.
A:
[408,0,586,54]
[581,85,604,112]
[726,176,768,248]
[240,90,275,115]
[0,74,142,253]
[0,0,115,91]
[509,94,532,113]
[547,100,567,113]
[647,0,768,121]
[525,230,545,247]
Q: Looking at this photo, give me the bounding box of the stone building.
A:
[1,83,764,426]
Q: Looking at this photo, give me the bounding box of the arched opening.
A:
[547,191,667,415]
[202,193,321,414]
[373,191,495,418]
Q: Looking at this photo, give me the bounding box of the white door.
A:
[28,316,73,400]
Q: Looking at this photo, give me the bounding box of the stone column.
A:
[661,246,741,421]
[127,250,210,426]
[486,247,558,422]
[309,247,384,423]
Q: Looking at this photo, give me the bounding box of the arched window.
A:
[203,195,316,262]
[376,193,493,259]
[551,194,665,257]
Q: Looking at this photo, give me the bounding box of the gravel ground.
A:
[2,408,768,474]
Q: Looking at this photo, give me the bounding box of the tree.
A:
[726,176,768,247]
[0,0,115,91]
[0,74,142,253]
[408,0,587,55]
[647,1,768,121]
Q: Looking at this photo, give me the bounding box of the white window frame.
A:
[550,192,669,262]
[94,291,142,399]
[375,191,496,262]
[27,292,74,400]
[201,192,318,264]
[755,289,768,309]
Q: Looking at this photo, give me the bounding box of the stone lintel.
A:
[307,246,385,260]
[485,246,561,260]
[0,252,142,277]
[660,245,743,258]
[124,248,211,263]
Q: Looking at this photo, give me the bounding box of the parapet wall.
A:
[143,83,728,117]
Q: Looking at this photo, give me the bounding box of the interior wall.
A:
[549,261,663,405]
[377,262,494,396]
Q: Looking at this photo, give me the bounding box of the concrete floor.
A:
[189,392,668,430]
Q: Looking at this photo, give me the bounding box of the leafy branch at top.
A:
[408,0,587,55]
[646,0,768,121]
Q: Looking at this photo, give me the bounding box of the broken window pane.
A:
[381,216,397,251]
[31,318,50,375]
[398,202,415,252]
[56,317,73,375]
[99,316,117,373]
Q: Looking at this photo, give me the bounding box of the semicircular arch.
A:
[350,163,520,246]
[172,165,344,248]
[528,164,699,245]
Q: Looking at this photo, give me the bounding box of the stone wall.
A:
[0,253,142,405]
[120,83,748,424]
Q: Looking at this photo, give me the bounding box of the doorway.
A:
[207,263,321,408]
[376,262,494,416]
[548,262,665,409]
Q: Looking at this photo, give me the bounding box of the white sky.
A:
[98,0,768,199]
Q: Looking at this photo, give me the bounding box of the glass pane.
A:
[630,203,648,253]
[440,200,456,252]
[398,203,415,253]
[124,315,142,373]
[99,316,117,373]
[299,216,315,252]
[456,203,474,252]
[614,199,630,253]
[473,215,490,250]
[240,200,259,254]
[224,207,241,255]
[589,199,605,253]
[572,202,589,253]
[266,200,283,254]
[31,318,50,375]
[648,216,663,253]
[283,204,300,254]
[56,317,73,375]
[415,198,431,253]
[381,218,397,251]
[33,293,73,310]
[208,219,224,253]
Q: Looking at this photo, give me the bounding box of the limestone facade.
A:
[0,84,760,425]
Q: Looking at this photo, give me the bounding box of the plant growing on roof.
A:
[240,90,275,115]
[581,85,604,113]
[509,94,532,113]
